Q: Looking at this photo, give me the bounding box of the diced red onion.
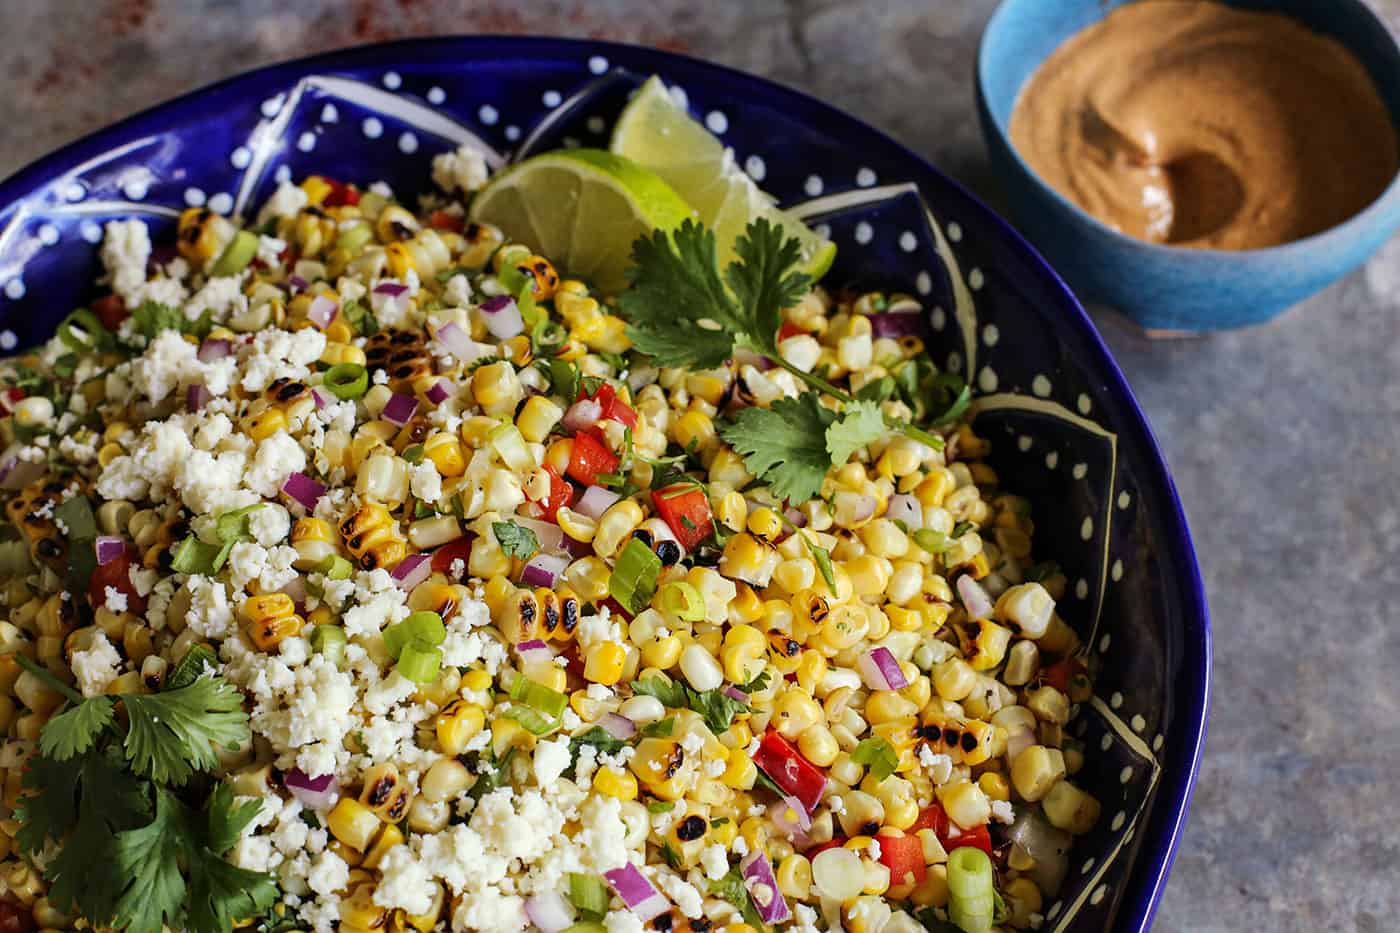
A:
[523,892,576,933]
[723,685,749,704]
[511,516,565,555]
[391,553,432,591]
[957,574,994,620]
[783,507,806,529]
[868,310,927,339]
[382,392,419,426]
[284,768,339,810]
[280,471,326,511]
[307,294,339,329]
[857,646,909,691]
[600,712,637,741]
[434,321,494,362]
[186,383,211,411]
[477,295,524,340]
[516,639,554,666]
[426,379,452,405]
[740,850,792,924]
[1008,810,1073,897]
[561,399,602,434]
[768,796,811,848]
[575,485,620,521]
[311,387,328,410]
[278,576,309,606]
[604,864,668,921]
[197,338,232,362]
[95,536,127,566]
[559,533,592,560]
[850,494,878,524]
[371,281,412,320]
[1006,722,1037,763]
[521,552,569,589]
[287,274,308,294]
[626,366,658,393]
[732,346,775,371]
[886,493,922,531]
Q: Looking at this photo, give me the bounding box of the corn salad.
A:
[0,146,1098,933]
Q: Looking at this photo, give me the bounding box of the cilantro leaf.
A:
[166,644,219,690]
[14,750,83,855]
[620,221,740,369]
[568,727,627,760]
[741,670,772,694]
[825,400,887,467]
[40,695,115,761]
[129,300,212,343]
[800,531,837,596]
[687,688,749,735]
[852,737,900,781]
[630,676,689,709]
[203,782,264,855]
[121,678,251,785]
[187,847,279,933]
[725,216,812,354]
[492,520,540,560]
[639,717,675,738]
[341,299,379,336]
[112,788,189,933]
[720,393,836,503]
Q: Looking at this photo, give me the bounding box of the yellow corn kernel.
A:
[361,822,405,870]
[583,642,627,686]
[719,624,766,685]
[360,763,412,821]
[746,507,783,541]
[639,635,682,670]
[966,619,1012,671]
[300,175,334,206]
[720,532,779,588]
[291,516,338,569]
[516,395,564,443]
[435,700,486,756]
[246,407,288,442]
[593,499,644,559]
[327,798,381,851]
[471,361,525,417]
[575,313,630,353]
[592,766,639,800]
[97,442,125,468]
[720,751,757,790]
[978,772,1010,801]
[564,555,611,602]
[936,780,990,829]
[1011,745,1066,802]
[1042,780,1101,834]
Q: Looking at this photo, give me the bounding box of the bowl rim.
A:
[0,34,1211,931]
[975,0,1400,262]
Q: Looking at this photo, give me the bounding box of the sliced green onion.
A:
[913,528,949,554]
[396,639,442,684]
[382,611,446,660]
[851,737,899,781]
[559,924,606,933]
[402,444,425,465]
[211,230,260,277]
[657,581,704,622]
[947,846,996,933]
[334,223,374,254]
[647,800,675,814]
[357,191,390,221]
[488,423,533,472]
[57,309,108,352]
[567,873,610,920]
[608,537,661,616]
[317,554,354,580]
[324,363,369,400]
[169,535,223,575]
[509,675,568,719]
[215,503,264,544]
[503,704,558,735]
[310,624,347,666]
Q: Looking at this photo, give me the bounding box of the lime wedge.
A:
[468,148,693,295]
[611,75,836,280]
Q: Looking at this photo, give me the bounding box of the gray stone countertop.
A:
[3,1,1398,930]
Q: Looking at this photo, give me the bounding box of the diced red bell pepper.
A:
[0,388,25,416]
[0,899,35,933]
[911,803,992,854]
[431,536,475,579]
[876,833,927,887]
[1040,657,1084,692]
[87,550,147,616]
[526,464,574,522]
[428,209,465,233]
[805,837,846,858]
[322,179,360,207]
[753,731,827,813]
[579,382,638,429]
[567,430,619,487]
[92,293,128,330]
[650,483,714,552]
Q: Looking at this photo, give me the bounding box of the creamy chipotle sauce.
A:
[1009,0,1399,250]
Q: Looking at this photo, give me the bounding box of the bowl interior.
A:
[978,0,1400,241]
[0,37,1210,932]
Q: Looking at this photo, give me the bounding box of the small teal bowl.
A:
[976,0,1400,332]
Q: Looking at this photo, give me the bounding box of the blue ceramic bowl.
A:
[977,0,1400,332]
[0,38,1209,931]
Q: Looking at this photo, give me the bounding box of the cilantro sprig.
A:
[619,218,948,503]
[13,656,274,933]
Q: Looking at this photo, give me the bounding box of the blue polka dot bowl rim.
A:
[976,0,1400,333]
[0,36,1209,931]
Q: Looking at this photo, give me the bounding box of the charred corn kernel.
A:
[720,533,780,588]
[937,780,990,829]
[361,822,405,870]
[516,396,564,443]
[376,204,420,242]
[1042,780,1100,834]
[720,624,766,684]
[583,642,627,686]
[592,765,638,800]
[177,206,234,262]
[340,503,408,572]
[422,432,466,477]
[746,506,783,541]
[499,587,542,643]
[246,407,288,442]
[965,619,1012,671]
[629,738,689,800]
[328,798,380,851]
[515,254,560,300]
[238,593,303,651]
[539,588,581,640]
[1011,745,1066,802]
[434,700,485,756]
[339,883,388,933]
[360,763,412,821]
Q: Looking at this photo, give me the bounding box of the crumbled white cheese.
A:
[99,219,152,306]
[70,632,122,697]
[257,181,310,225]
[532,737,572,787]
